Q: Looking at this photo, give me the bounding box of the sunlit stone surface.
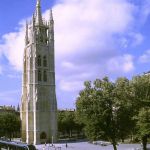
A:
[20,0,57,145]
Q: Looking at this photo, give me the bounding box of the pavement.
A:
[35,142,150,150]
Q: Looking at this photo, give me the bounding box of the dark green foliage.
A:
[58,110,84,139]
[0,115,5,137]
[0,113,20,140]
[76,77,133,150]
[131,75,150,150]
[114,78,134,142]
[76,75,150,150]
[137,108,150,137]
[135,108,150,150]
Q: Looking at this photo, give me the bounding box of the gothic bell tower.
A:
[20,0,57,144]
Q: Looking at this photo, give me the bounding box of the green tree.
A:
[131,75,150,109]
[114,77,134,142]
[137,108,150,150]
[1,113,21,140]
[0,115,4,137]
[131,75,150,149]
[76,77,135,150]
[76,77,119,150]
[58,111,66,135]
[62,111,75,137]
[58,110,83,139]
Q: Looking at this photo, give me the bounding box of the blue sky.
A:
[1,0,150,109]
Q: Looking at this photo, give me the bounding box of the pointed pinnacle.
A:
[25,21,29,45]
[26,21,28,32]
[35,0,43,25]
[50,9,53,21]
[36,0,41,7]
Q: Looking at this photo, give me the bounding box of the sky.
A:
[0,0,150,109]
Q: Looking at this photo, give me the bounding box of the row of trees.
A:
[0,113,20,140]
[0,75,149,150]
[0,109,83,141]
[76,75,150,150]
[58,110,84,139]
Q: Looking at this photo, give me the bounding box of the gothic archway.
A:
[37,55,41,66]
[40,132,47,139]
[43,56,47,67]
[38,70,42,81]
[43,70,47,82]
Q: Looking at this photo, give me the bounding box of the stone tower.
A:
[20,0,57,145]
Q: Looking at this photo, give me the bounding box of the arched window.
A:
[37,55,41,66]
[40,36,43,43]
[43,56,47,67]
[38,70,42,81]
[43,70,47,82]
[40,132,47,139]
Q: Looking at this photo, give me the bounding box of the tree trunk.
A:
[70,130,72,138]
[112,138,117,150]
[142,136,147,150]
[130,133,133,142]
[121,138,124,143]
[9,133,12,141]
[112,143,117,150]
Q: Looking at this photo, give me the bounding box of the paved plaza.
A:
[35,142,150,150]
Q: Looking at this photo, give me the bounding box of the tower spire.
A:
[21,0,57,144]
[25,21,28,45]
[35,0,43,25]
[49,9,54,41]
[37,0,40,6]
[50,9,53,21]
[49,9,54,28]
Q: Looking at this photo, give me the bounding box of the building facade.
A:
[20,0,57,144]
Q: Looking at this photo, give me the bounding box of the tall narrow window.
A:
[43,56,47,67]
[37,55,41,66]
[43,70,47,82]
[38,70,42,81]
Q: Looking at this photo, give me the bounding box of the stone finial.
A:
[35,0,43,25]
[50,9,53,21]
[36,0,41,7]
[25,21,29,45]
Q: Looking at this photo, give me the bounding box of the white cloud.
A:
[52,0,136,58]
[107,54,134,73]
[0,66,3,75]
[130,32,144,47]
[0,22,25,71]
[120,32,144,48]
[0,0,139,108]
[61,61,77,70]
[139,50,150,63]
[0,0,136,71]
[59,80,83,92]
[139,0,150,24]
